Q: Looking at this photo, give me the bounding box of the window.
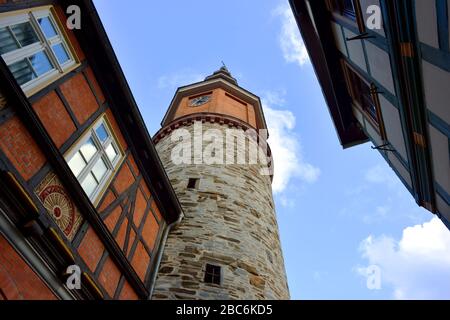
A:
[66,116,122,203]
[204,264,221,285]
[343,62,387,139]
[346,66,377,122]
[187,178,199,189]
[0,7,76,94]
[331,0,365,32]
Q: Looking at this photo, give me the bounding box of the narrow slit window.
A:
[204,264,221,285]
[187,178,198,189]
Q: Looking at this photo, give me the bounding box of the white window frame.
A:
[65,116,123,204]
[0,7,77,95]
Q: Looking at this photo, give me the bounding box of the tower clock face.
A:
[190,95,211,107]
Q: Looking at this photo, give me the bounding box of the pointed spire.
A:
[204,64,238,85]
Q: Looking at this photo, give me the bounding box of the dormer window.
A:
[0,7,77,96]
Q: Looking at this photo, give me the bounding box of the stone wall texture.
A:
[152,121,289,300]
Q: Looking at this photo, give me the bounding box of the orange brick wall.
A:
[0,235,56,300]
[32,91,76,148]
[0,116,46,181]
[173,88,258,128]
[59,73,100,125]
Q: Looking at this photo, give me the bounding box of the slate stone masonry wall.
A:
[152,121,289,300]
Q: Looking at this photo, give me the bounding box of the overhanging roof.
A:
[289,0,368,148]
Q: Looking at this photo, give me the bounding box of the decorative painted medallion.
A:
[35,173,83,241]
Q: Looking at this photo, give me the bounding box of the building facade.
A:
[152,67,290,300]
[290,0,450,229]
[0,0,182,300]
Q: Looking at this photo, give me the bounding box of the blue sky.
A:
[94,0,450,299]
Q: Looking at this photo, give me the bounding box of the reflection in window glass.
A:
[0,27,20,54]
[68,152,86,178]
[92,158,108,182]
[9,59,35,85]
[52,43,70,64]
[38,17,57,38]
[81,173,98,197]
[79,138,97,163]
[96,124,109,143]
[105,144,118,162]
[29,51,53,76]
[11,22,39,47]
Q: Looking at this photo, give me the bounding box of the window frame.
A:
[329,0,366,33]
[204,264,221,286]
[0,6,79,96]
[342,61,387,140]
[65,115,124,205]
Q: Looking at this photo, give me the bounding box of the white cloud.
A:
[262,91,320,193]
[274,3,310,67]
[157,69,204,90]
[358,217,450,299]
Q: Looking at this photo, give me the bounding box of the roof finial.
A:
[221,61,228,71]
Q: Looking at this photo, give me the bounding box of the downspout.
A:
[147,211,184,299]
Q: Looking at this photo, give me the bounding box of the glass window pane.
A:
[95,124,109,143]
[29,51,53,76]
[81,173,98,197]
[0,27,19,55]
[92,157,108,182]
[11,22,39,47]
[105,143,118,162]
[52,43,70,64]
[68,152,86,177]
[8,59,36,85]
[37,17,57,38]
[79,138,97,163]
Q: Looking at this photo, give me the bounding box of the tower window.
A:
[204,264,221,285]
[187,178,199,189]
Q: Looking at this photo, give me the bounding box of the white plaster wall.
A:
[436,194,450,224]
[365,41,395,94]
[379,95,407,160]
[365,119,383,146]
[422,60,450,125]
[388,152,412,189]
[429,125,450,194]
[331,21,347,57]
[415,0,439,48]
[344,28,367,72]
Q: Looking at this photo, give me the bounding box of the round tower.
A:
[152,67,289,300]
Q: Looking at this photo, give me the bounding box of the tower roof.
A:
[204,65,238,85]
[160,66,268,133]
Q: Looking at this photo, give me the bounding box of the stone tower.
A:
[152,67,290,300]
